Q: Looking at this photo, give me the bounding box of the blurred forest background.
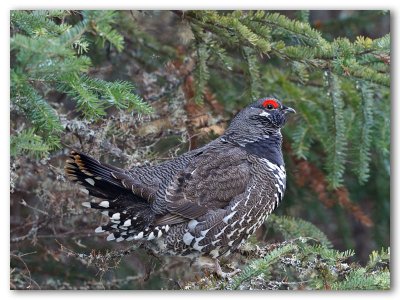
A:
[10,10,390,290]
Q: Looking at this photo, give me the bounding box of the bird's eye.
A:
[267,104,273,110]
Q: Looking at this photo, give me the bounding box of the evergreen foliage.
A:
[10,10,152,157]
[10,128,51,158]
[192,29,210,104]
[231,243,295,289]
[354,82,375,183]
[266,214,332,247]
[226,216,389,290]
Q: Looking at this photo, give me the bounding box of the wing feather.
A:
[163,145,250,220]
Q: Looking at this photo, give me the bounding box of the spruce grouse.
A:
[65,97,295,261]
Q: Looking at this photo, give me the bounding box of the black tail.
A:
[65,150,127,200]
[65,150,167,242]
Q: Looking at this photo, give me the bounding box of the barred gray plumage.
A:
[65,97,295,267]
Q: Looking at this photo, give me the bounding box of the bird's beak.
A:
[282,105,296,114]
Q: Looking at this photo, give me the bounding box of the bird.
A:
[65,97,295,276]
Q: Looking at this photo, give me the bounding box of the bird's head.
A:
[226,97,296,135]
[223,97,296,145]
[247,97,296,129]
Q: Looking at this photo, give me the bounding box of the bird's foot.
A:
[192,256,241,279]
[213,259,241,279]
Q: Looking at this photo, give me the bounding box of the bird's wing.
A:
[120,149,199,200]
[158,144,250,223]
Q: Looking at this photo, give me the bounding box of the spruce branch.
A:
[11,128,50,158]
[231,243,296,289]
[243,47,262,100]
[191,26,210,104]
[267,215,332,248]
[325,71,347,188]
[11,10,152,158]
[354,82,374,184]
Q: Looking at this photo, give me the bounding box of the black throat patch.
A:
[243,136,284,165]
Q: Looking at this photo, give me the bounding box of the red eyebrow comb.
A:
[262,99,279,108]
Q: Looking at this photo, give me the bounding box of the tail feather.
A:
[65,150,126,199]
[81,197,167,243]
[65,150,171,243]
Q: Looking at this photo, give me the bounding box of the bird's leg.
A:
[193,256,241,279]
[213,258,241,279]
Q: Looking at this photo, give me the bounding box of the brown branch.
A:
[287,146,373,227]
